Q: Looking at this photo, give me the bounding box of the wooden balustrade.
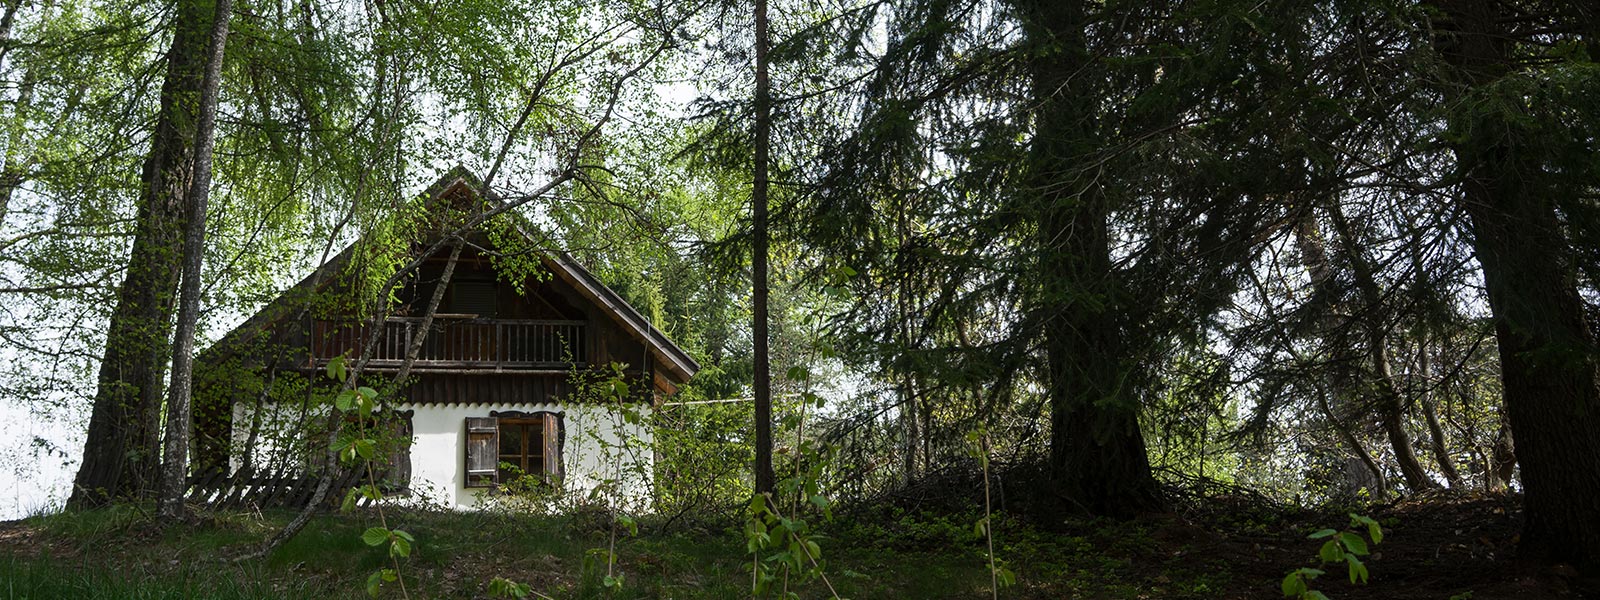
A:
[310,317,588,370]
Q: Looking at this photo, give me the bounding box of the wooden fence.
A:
[184,468,374,510]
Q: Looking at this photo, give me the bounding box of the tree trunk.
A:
[1327,206,1437,493]
[1487,414,1516,492]
[751,0,774,497]
[1420,395,1462,489]
[1430,0,1600,572]
[69,0,213,507]
[1020,0,1163,518]
[157,0,233,523]
[1293,216,1389,499]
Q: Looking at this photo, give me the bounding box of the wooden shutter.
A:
[464,416,498,488]
[381,411,414,494]
[542,414,563,481]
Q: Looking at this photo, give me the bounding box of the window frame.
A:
[463,411,564,489]
[496,417,546,484]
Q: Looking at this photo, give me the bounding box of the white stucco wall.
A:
[231,401,654,512]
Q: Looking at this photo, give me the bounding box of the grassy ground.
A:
[0,493,1589,599]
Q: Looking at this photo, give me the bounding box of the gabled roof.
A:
[202,166,699,385]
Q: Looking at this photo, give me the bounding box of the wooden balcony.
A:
[310,316,588,372]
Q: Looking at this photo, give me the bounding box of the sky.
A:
[0,399,81,519]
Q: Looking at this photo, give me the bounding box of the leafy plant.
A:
[745,371,840,600]
[1281,513,1384,599]
[966,429,1016,597]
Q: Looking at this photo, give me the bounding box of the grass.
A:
[3,494,1565,599]
[2,557,330,600]
[0,502,1040,599]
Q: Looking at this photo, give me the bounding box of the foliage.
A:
[1281,514,1385,600]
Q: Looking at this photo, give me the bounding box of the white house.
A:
[192,168,698,511]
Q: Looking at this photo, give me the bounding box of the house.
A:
[191,168,698,510]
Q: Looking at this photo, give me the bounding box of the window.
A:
[463,412,563,488]
[498,417,544,483]
[452,280,498,317]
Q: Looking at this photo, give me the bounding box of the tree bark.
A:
[1430,0,1600,573]
[1488,416,1516,491]
[1019,0,1163,518]
[157,0,233,523]
[751,0,774,497]
[69,0,214,507]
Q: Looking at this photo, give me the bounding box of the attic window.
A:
[452,280,498,317]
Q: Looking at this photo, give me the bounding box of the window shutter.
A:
[464,416,498,488]
[542,414,563,481]
[382,411,414,494]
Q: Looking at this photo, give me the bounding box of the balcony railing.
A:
[310,317,587,370]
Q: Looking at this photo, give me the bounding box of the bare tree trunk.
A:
[751,0,774,497]
[1420,395,1461,488]
[1317,389,1388,497]
[157,0,233,523]
[1489,415,1516,491]
[69,0,213,507]
[899,380,920,486]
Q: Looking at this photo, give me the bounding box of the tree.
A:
[69,0,218,507]
[157,0,233,523]
[751,0,775,497]
[1426,0,1600,573]
[1016,0,1164,516]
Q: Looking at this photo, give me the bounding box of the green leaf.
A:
[997,566,1016,587]
[391,536,412,558]
[1306,592,1332,600]
[1318,540,1343,563]
[1281,572,1306,597]
[786,366,809,381]
[358,386,378,400]
[335,390,357,412]
[365,570,383,597]
[1367,522,1384,545]
[1307,529,1337,539]
[362,527,390,547]
[327,356,347,382]
[748,493,769,515]
[340,488,360,513]
[1340,532,1369,556]
[1345,553,1368,584]
[353,438,377,460]
[809,494,831,511]
[392,529,414,542]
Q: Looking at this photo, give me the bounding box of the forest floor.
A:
[0,492,1591,599]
